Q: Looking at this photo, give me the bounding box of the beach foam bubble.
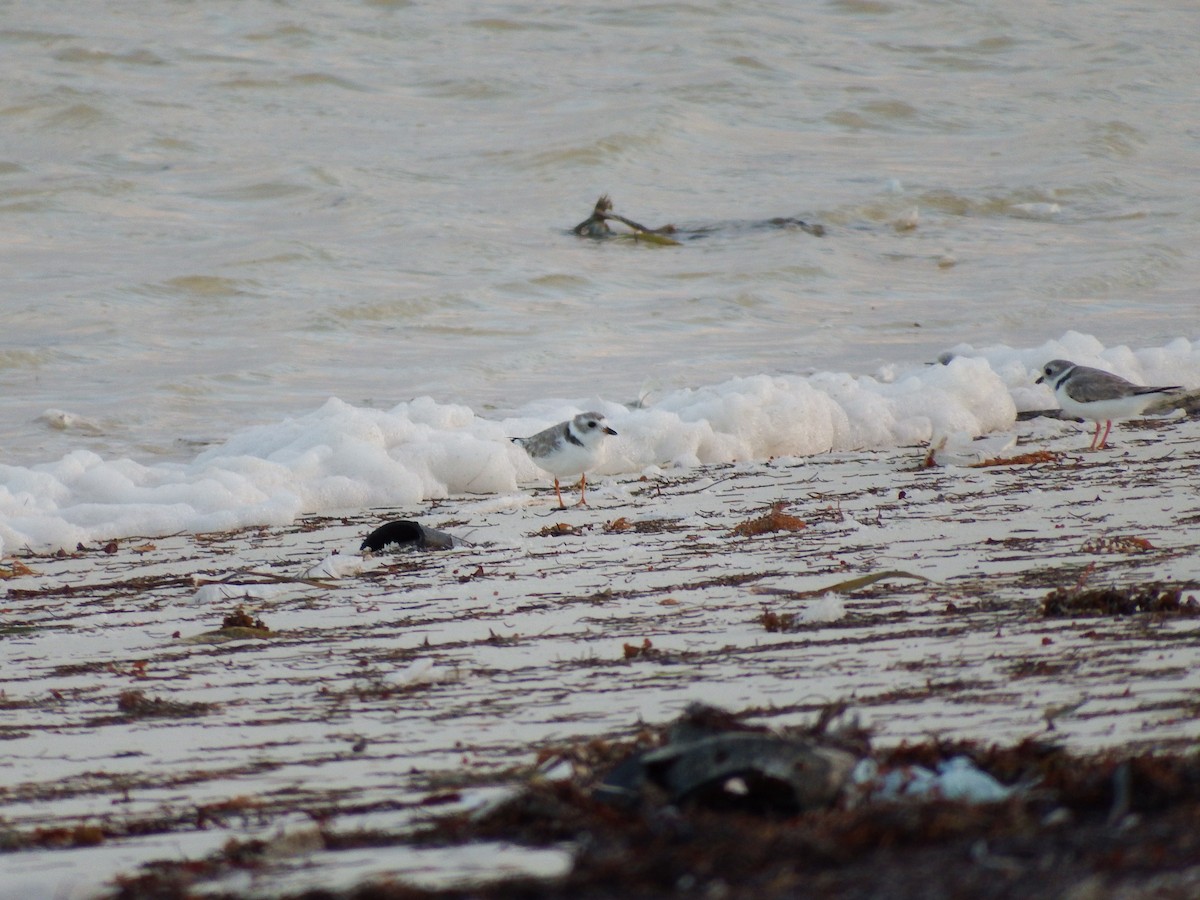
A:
[1,335,1196,553]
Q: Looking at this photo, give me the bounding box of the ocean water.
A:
[1,0,1198,551]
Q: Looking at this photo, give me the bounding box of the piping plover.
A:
[1036,359,1181,450]
[511,412,617,508]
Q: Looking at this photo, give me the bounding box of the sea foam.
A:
[1,334,1196,554]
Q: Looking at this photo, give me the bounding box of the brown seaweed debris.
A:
[969,449,1062,468]
[176,607,273,643]
[759,609,797,632]
[222,607,269,631]
[1079,534,1155,554]
[28,825,106,850]
[731,501,807,537]
[0,559,37,579]
[104,710,1200,900]
[534,522,587,538]
[622,638,659,660]
[1041,583,1200,617]
[391,711,1200,900]
[921,444,1061,470]
[604,517,685,534]
[116,689,214,719]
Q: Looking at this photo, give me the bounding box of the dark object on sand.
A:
[360,520,461,553]
[1042,583,1198,618]
[1016,408,1084,422]
[572,194,825,242]
[596,705,855,815]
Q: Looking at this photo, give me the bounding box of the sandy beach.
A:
[2,411,1198,897]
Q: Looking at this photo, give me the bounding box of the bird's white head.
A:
[1037,359,1075,386]
[569,412,618,447]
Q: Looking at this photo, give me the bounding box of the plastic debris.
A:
[851,756,1017,804]
[596,707,856,815]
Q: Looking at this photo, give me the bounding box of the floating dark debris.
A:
[1041,583,1199,617]
[572,194,826,243]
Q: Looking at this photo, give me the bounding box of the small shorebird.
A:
[1037,359,1181,450]
[512,412,617,508]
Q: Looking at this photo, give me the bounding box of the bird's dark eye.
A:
[588,421,597,428]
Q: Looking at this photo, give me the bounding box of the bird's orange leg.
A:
[1096,420,1113,450]
[553,478,566,509]
[576,473,589,506]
